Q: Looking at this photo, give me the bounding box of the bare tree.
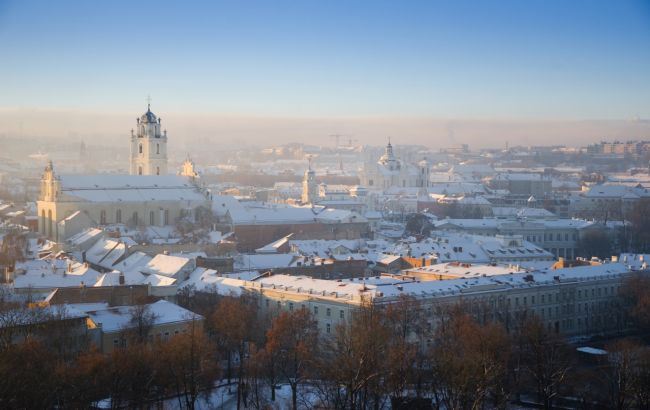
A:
[158,319,219,410]
[212,295,261,410]
[429,308,510,410]
[265,308,319,410]
[519,317,571,410]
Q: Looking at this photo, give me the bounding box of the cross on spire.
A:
[146,95,152,110]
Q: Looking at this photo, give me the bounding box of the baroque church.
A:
[359,141,430,190]
[37,105,209,241]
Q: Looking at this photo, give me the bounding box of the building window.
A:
[132,212,138,226]
[138,166,143,175]
[139,143,143,154]
[289,302,294,311]
[326,323,331,333]
[340,310,344,319]
[100,210,106,225]
[116,209,122,223]
[156,143,160,154]
[149,211,154,225]
[314,306,319,315]
[326,308,331,317]
[164,209,169,225]
[156,166,160,175]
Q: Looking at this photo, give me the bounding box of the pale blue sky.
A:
[0,0,649,119]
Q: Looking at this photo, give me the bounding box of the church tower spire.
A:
[302,156,318,204]
[130,101,168,175]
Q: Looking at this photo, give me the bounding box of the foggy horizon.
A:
[1,106,649,150]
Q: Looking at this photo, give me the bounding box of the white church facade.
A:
[37,106,209,241]
[359,142,430,190]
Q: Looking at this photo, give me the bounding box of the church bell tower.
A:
[130,103,168,175]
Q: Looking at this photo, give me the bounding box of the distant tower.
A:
[302,157,318,204]
[38,161,61,238]
[179,155,199,179]
[378,140,400,171]
[130,103,168,175]
[39,161,60,202]
[79,140,87,160]
[417,158,431,188]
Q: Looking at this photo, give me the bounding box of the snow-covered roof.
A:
[492,207,557,219]
[142,274,177,286]
[59,174,207,203]
[220,261,639,303]
[140,254,193,277]
[289,239,363,258]
[256,235,292,254]
[85,300,202,333]
[111,251,152,274]
[13,259,102,290]
[234,253,298,271]
[93,270,146,287]
[404,262,523,278]
[66,228,104,246]
[85,237,129,270]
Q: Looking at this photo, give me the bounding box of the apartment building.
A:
[199,258,648,338]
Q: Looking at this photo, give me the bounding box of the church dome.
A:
[140,105,158,123]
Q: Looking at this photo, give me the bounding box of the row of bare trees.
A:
[3,272,650,409]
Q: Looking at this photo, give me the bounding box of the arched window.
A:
[100,210,107,225]
[149,211,154,225]
[138,166,143,175]
[116,209,122,223]
[139,144,143,154]
[156,143,160,154]
[47,210,52,237]
[156,166,160,175]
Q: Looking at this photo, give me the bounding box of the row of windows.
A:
[138,143,161,155]
[269,299,347,320]
[99,209,169,225]
[137,165,161,175]
[113,328,185,348]
[543,232,577,242]
[510,286,618,308]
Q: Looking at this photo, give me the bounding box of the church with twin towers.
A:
[37,104,208,242]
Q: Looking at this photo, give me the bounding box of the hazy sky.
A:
[0,0,649,147]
